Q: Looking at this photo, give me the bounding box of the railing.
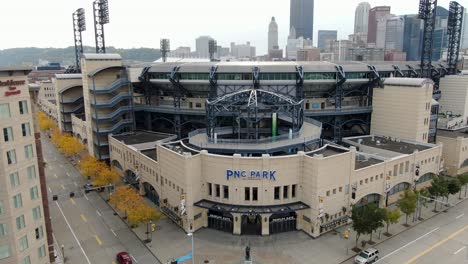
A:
[92,106,132,121]
[61,95,83,104]
[90,78,131,94]
[61,103,84,114]
[91,92,132,107]
[93,119,133,134]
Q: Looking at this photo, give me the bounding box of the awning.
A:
[194,199,310,214]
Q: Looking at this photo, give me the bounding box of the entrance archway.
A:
[143,182,159,206]
[269,212,297,234]
[125,170,139,189]
[355,193,381,208]
[207,210,233,233]
[241,214,262,235]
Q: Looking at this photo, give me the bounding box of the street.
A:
[43,135,161,264]
[342,198,468,264]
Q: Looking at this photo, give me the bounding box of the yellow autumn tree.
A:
[93,167,121,187]
[57,134,85,161]
[78,154,103,179]
[38,111,55,132]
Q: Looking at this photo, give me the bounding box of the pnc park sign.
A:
[226,169,276,181]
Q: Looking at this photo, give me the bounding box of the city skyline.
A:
[0,0,461,55]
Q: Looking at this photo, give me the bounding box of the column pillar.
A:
[144,112,152,131]
[261,213,272,236]
[232,213,242,235]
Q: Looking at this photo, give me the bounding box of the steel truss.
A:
[418,0,438,78]
[447,1,464,74]
[206,89,303,140]
[93,0,109,54]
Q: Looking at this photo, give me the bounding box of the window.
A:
[22,256,31,264]
[24,144,34,159]
[16,215,25,230]
[21,123,31,137]
[0,201,3,215]
[370,177,373,182]
[380,173,384,179]
[292,184,297,198]
[223,185,229,199]
[32,207,42,220]
[365,179,368,184]
[405,161,410,172]
[326,190,330,196]
[18,235,29,252]
[399,163,404,174]
[0,224,6,237]
[30,186,39,200]
[360,180,363,185]
[3,127,13,142]
[244,187,250,201]
[27,166,36,180]
[13,194,22,208]
[274,186,280,200]
[0,245,11,260]
[345,184,350,194]
[10,172,20,188]
[333,188,336,194]
[19,100,28,115]
[0,103,10,118]
[393,165,398,176]
[208,183,212,196]
[215,184,220,197]
[283,186,289,199]
[6,149,16,164]
[35,226,44,240]
[38,245,46,258]
[252,187,258,201]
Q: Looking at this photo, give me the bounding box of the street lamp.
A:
[61,244,65,262]
[187,232,194,264]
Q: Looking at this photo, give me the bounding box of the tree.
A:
[447,179,461,202]
[58,134,85,161]
[78,154,103,179]
[351,203,385,247]
[351,206,367,248]
[457,174,468,198]
[38,111,55,132]
[397,189,417,225]
[383,208,401,235]
[93,167,121,191]
[428,177,448,211]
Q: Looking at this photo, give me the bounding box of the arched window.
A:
[416,173,434,186]
[388,182,410,195]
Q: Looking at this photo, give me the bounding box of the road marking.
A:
[48,187,52,193]
[80,214,87,223]
[61,184,65,190]
[110,229,117,237]
[54,174,58,178]
[456,213,464,219]
[376,227,439,263]
[95,235,102,246]
[55,201,92,264]
[96,210,102,217]
[131,255,138,263]
[84,194,89,201]
[70,198,76,205]
[66,172,70,177]
[405,225,468,263]
[73,182,78,187]
[454,246,466,255]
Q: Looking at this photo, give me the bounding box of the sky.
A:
[0,0,465,55]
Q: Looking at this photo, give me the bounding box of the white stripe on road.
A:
[376,227,439,263]
[73,182,78,187]
[54,174,58,178]
[48,187,52,193]
[96,210,102,217]
[66,172,70,177]
[110,229,117,237]
[84,194,89,201]
[131,255,138,263]
[55,201,92,264]
[454,246,466,255]
[456,213,464,219]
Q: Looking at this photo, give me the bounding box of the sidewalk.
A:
[101,191,467,264]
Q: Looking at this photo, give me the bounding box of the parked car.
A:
[354,248,379,263]
[116,252,132,264]
[83,183,93,190]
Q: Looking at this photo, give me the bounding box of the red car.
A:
[116,252,132,264]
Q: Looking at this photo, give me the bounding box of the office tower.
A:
[318,30,338,51]
[385,16,405,51]
[0,67,51,264]
[367,6,391,47]
[403,15,423,61]
[433,6,449,61]
[290,0,314,41]
[195,36,214,58]
[268,17,279,52]
[230,42,256,59]
[462,9,468,49]
[354,2,371,34]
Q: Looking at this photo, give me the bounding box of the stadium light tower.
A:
[160,39,170,62]
[418,0,438,79]
[72,8,86,72]
[447,1,464,75]
[208,39,217,62]
[93,0,110,53]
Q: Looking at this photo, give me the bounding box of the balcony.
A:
[90,78,131,94]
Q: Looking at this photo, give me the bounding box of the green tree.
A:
[447,179,461,201]
[351,206,368,248]
[428,176,448,211]
[366,203,385,243]
[383,208,401,235]
[397,189,417,225]
[351,203,385,246]
[457,174,468,198]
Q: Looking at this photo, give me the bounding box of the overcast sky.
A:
[0,0,465,55]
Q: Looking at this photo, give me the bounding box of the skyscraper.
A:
[268,17,279,51]
[462,9,468,49]
[317,30,337,51]
[195,36,214,58]
[385,16,405,51]
[354,2,371,34]
[290,0,314,41]
[403,15,423,61]
[367,6,391,47]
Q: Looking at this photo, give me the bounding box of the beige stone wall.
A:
[371,81,433,143]
[0,71,49,264]
[53,75,83,132]
[437,136,468,176]
[439,75,468,117]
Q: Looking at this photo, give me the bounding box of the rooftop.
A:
[112,131,175,145]
[307,145,349,158]
[355,155,384,170]
[141,149,157,161]
[437,128,468,139]
[346,136,432,156]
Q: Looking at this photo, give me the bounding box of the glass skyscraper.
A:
[290,0,314,41]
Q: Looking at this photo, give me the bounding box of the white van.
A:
[354,248,379,263]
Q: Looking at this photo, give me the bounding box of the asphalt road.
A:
[344,198,468,264]
[43,135,161,264]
